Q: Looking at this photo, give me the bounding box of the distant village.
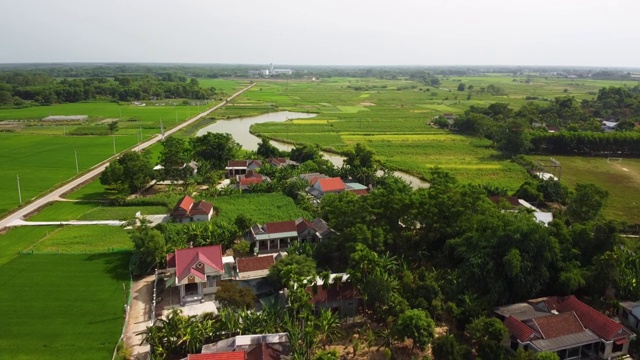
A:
[248,63,293,78]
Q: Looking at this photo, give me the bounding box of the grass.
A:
[213,193,310,223]
[528,156,640,224]
[65,178,110,201]
[0,252,130,360]
[0,226,60,265]
[29,201,168,221]
[28,226,132,254]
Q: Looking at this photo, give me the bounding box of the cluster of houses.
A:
[247,63,293,78]
[225,159,369,198]
[159,215,358,317]
[496,296,635,359]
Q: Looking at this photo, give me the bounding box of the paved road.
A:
[123,274,155,360]
[8,219,125,227]
[0,83,255,231]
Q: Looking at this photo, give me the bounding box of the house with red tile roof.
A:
[226,160,263,177]
[494,296,635,359]
[305,176,369,199]
[187,351,246,360]
[166,245,224,305]
[199,333,290,360]
[170,195,214,223]
[266,157,298,168]
[249,217,336,254]
[236,170,271,191]
[236,255,277,280]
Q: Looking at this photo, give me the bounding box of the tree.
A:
[100,151,153,197]
[215,281,256,310]
[535,352,561,360]
[159,137,191,180]
[343,143,377,184]
[466,317,507,360]
[232,240,251,256]
[190,132,240,170]
[290,144,322,163]
[432,334,468,360]
[257,138,281,158]
[393,309,435,353]
[315,309,343,348]
[107,120,118,134]
[268,254,317,289]
[498,119,531,155]
[457,83,466,92]
[567,183,609,223]
[131,222,167,276]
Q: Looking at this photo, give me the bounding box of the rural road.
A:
[0,83,255,231]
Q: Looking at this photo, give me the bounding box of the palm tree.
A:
[315,308,343,349]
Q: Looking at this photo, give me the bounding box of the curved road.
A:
[0,83,255,230]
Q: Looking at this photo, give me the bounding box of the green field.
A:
[28,226,132,254]
[0,226,60,265]
[30,201,168,221]
[0,79,244,217]
[0,252,130,360]
[529,156,640,223]
[213,193,310,223]
[0,134,141,215]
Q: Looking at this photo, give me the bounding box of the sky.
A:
[1,0,639,67]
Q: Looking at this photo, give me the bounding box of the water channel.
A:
[196,111,429,189]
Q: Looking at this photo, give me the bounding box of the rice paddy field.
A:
[0,79,244,217]
[0,223,132,359]
[0,252,131,360]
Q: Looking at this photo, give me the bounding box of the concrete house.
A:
[199,333,290,360]
[249,218,336,254]
[236,255,276,280]
[226,160,263,177]
[619,301,640,332]
[495,296,635,359]
[237,170,271,191]
[166,245,224,305]
[170,195,214,223]
[266,157,298,168]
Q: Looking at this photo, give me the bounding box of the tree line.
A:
[0,72,216,106]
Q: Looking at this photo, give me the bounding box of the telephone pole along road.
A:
[0,83,256,231]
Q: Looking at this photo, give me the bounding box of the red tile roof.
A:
[295,219,312,233]
[553,296,631,341]
[236,256,275,273]
[172,195,195,216]
[168,245,223,283]
[349,189,369,196]
[504,315,540,342]
[244,170,263,179]
[265,220,297,234]
[533,312,585,339]
[227,160,249,168]
[188,351,246,360]
[240,178,263,186]
[315,177,345,192]
[190,200,213,216]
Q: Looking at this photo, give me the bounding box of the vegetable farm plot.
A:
[213,193,310,224]
[0,252,130,360]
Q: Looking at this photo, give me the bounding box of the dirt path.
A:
[124,274,155,360]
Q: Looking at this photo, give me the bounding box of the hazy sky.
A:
[1,0,638,67]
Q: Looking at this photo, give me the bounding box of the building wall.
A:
[192,214,211,222]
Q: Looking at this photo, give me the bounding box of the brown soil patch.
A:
[360,102,376,106]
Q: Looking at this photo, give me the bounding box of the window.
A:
[196,262,203,268]
[568,346,580,358]
[207,275,217,288]
[510,340,519,351]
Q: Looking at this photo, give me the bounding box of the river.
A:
[196,111,429,189]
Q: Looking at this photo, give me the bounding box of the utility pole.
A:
[17,175,22,204]
[74,150,79,174]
